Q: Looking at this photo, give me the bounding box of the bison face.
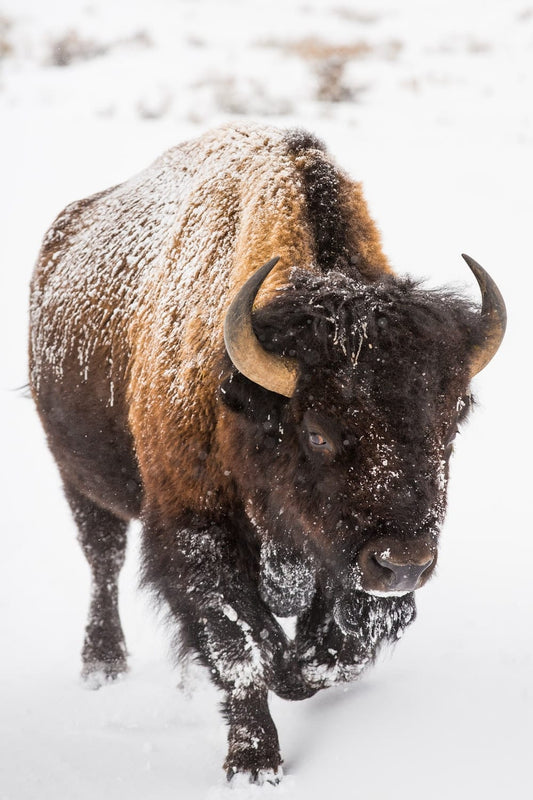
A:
[219,258,505,620]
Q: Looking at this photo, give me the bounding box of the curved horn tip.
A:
[264,255,281,271]
[461,252,507,324]
[461,253,484,281]
[461,253,507,377]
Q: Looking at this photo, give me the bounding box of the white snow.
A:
[1,0,531,798]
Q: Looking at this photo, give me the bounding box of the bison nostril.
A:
[372,554,395,578]
[374,553,434,592]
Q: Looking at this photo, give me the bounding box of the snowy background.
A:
[1,0,532,797]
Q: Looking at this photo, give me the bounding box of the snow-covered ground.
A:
[1,1,531,797]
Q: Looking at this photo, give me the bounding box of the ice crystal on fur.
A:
[29,123,490,783]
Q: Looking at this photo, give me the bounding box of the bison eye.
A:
[308,432,333,453]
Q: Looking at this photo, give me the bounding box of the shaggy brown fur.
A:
[29,123,492,784]
[30,124,390,519]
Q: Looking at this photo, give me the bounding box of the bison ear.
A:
[220,371,287,423]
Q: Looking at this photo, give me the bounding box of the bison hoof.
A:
[271,672,319,701]
[81,659,128,689]
[226,765,283,786]
[225,743,283,786]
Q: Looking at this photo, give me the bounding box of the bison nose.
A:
[374,553,434,593]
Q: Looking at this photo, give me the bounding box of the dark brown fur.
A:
[30,123,484,784]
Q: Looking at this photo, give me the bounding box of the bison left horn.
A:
[462,254,507,377]
[224,257,299,397]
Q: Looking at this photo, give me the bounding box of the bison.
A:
[29,123,506,784]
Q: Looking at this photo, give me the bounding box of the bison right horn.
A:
[224,257,299,398]
[462,254,507,378]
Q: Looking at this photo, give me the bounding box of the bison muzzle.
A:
[29,123,506,785]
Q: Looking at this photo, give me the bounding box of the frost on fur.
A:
[29,123,502,782]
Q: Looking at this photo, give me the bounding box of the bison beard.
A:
[28,123,505,785]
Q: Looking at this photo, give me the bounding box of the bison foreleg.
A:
[294,591,370,690]
[141,515,300,783]
[295,590,416,690]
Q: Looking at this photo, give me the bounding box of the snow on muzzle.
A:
[327,536,435,636]
[332,589,417,640]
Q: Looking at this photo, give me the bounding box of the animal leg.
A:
[294,591,370,690]
[142,516,302,783]
[64,483,129,687]
[294,590,416,690]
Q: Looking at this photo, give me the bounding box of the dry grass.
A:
[47,29,151,67]
[278,36,371,62]
[191,74,294,117]
[466,39,491,54]
[269,35,403,63]
[332,7,380,24]
[517,7,533,21]
[315,58,366,103]
[260,36,402,104]
[48,31,108,67]
[0,15,12,59]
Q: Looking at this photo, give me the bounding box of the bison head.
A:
[220,256,505,627]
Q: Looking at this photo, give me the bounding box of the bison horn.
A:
[462,254,506,377]
[224,257,299,397]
